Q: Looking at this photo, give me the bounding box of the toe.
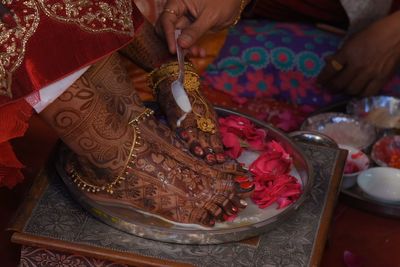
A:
[189,141,205,157]
[176,127,191,142]
[204,202,223,218]
[204,147,217,165]
[190,208,212,226]
[213,194,236,216]
[210,133,226,163]
[229,195,248,209]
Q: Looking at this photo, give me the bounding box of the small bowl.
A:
[340,145,370,189]
[357,167,400,203]
[347,96,400,129]
[371,135,400,168]
[288,131,338,148]
[301,112,377,150]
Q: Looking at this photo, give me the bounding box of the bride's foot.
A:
[119,20,227,165]
[149,62,227,165]
[39,54,247,226]
[65,108,245,226]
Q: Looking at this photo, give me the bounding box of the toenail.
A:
[216,153,226,162]
[240,199,248,207]
[239,181,254,190]
[231,206,238,213]
[235,181,255,193]
[234,176,249,183]
[177,129,190,141]
[205,153,216,164]
[190,143,204,157]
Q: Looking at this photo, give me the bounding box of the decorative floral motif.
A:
[38,0,134,35]
[205,72,243,96]
[279,71,311,103]
[271,47,295,71]
[245,70,278,98]
[296,51,322,77]
[21,246,128,267]
[0,0,40,97]
[203,20,354,107]
[242,47,269,69]
[216,56,246,77]
[0,0,136,99]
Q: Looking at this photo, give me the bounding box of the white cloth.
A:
[25,66,90,113]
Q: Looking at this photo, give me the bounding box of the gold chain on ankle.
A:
[148,62,216,134]
[70,108,154,194]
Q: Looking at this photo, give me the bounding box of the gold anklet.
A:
[70,108,154,194]
[149,62,216,133]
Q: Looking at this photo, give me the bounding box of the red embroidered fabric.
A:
[0,1,145,188]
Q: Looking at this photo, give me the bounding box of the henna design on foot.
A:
[40,54,248,226]
[119,19,228,165]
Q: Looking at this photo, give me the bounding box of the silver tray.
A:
[55,107,314,244]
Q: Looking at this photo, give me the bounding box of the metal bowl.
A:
[301,112,377,151]
[289,130,338,148]
[55,107,314,244]
[347,96,400,129]
[371,135,400,168]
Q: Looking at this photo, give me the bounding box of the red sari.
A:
[0,0,144,188]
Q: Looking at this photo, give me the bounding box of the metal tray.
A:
[55,107,314,244]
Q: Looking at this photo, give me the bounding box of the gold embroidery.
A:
[0,0,40,98]
[37,0,134,35]
[0,0,135,99]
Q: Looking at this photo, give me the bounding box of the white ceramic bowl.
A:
[340,145,370,189]
[357,167,400,203]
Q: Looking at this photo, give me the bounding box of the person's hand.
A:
[318,11,400,96]
[156,0,249,54]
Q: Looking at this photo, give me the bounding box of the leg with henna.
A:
[119,20,227,164]
[39,54,246,226]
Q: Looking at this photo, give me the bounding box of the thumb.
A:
[178,14,214,49]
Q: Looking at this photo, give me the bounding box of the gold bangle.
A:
[70,108,154,194]
[149,62,215,133]
[231,0,247,27]
[151,70,200,93]
[149,61,197,88]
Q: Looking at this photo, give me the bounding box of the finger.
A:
[199,47,206,58]
[317,54,346,86]
[178,13,215,49]
[326,67,354,93]
[175,15,191,29]
[362,79,384,97]
[159,15,180,53]
[188,46,200,57]
[345,72,372,96]
[158,3,185,54]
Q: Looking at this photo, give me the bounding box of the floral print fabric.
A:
[203,20,400,108]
